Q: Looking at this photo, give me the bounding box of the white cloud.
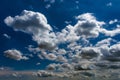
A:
[37,70,54,77]
[74,13,105,38]
[100,26,120,37]
[109,19,118,24]
[56,55,68,62]
[45,4,51,9]
[110,43,120,56]
[46,63,59,71]
[44,0,55,4]
[4,10,57,51]
[80,47,101,59]
[4,49,28,61]
[4,10,120,70]
[46,53,57,60]
[57,49,66,55]
[56,25,80,43]
[3,34,11,39]
[4,10,52,34]
[95,38,114,47]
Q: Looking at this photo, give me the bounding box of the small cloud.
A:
[4,49,28,61]
[106,2,112,7]
[36,62,41,65]
[45,4,51,9]
[109,19,118,24]
[47,53,57,60]
[3,34,11,39]
[100,26,120,37]
[80,47,101,59]
[56,55,68,62]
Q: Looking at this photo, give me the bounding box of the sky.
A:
[0,0,120,71]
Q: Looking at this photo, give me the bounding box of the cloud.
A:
[56,55,68,62]
[56,25,80,43]
[109,19,118,24]
[80,47,101,59]
[46,63,59,71]
[98,43,120,62]
[100,26,120,37]
[4,10,120,71]
[3,34,11,39]
[4,10,57,51]
[4,10,52,34]
[4,49,28,61]
[110,43,120,56]
[57,49,66,55]
[74,13,105,38]
[37,70,54,77]
[46,53,57,60]
[106,2,112,7]
[95,38,114,47]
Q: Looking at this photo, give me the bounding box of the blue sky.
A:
[0,0,120,71]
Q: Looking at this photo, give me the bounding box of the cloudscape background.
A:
[0,0,120,72]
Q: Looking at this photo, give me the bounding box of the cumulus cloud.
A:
[46,53,57,60]
[56,55,68,62]
[57,49,66,55]
[74,13,105,38]
[4,10,52,34]
[4,49,28,61]
[100,26,120,37]
[37,70,54,77]
[80,47,101,59]
[56,25,80,43]
[4,10,57,51]
[110,43,120,56]
[95,38,114,47]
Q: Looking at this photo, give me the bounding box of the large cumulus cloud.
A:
[4,10,52,34]
[4,10,57,51]
[74,13,105,38]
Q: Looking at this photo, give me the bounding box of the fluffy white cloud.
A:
[4,10,120,71]
[4,10,52,34]
[56,55,68,62]
[74,13,105,38]
[100,26,120,37]
[46,53,57,60]
[46,63,57,71]
[56,25,80,43]
[95,38,114,47]
[4,10,57,51]
[37,70,54,77]
[57,49,66,55]
[4,49,28,60]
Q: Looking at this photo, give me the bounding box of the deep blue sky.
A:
[0,0,120,70]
